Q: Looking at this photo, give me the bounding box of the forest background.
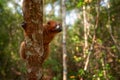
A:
[0,0,120,80]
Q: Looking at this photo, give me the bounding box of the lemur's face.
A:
[46,20,62,33]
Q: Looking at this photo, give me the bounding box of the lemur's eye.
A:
[47,22,50,25]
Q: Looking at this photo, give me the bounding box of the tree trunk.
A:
[83,4,90,71]
[22,0,44,80]
[62,0,67,80]
[83,5,88,59]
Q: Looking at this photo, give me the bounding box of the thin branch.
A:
[101,56,108,80]
[106,1,120,53]
[84,0,100,71]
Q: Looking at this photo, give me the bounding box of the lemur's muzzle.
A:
[55,24,62,32]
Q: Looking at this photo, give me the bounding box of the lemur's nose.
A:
[55,24,62,32]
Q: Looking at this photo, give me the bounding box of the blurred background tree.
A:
[0,0,120,80]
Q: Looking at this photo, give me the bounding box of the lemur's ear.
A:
[47,21,50,25]
[21,22,27,30]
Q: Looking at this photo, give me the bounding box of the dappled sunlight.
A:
[0,0,120,79]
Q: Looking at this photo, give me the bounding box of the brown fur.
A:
[20,20,62,63]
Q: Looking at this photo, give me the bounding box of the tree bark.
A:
[83,5,88,59]
[22,0,44,80]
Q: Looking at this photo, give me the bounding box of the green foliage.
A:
[0,0,120,80]
[0,0,24,79]
[77,0,84,8]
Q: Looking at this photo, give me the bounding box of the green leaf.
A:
[77,0,84,7]
[78,69,85,75]
[111,46,116,49]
